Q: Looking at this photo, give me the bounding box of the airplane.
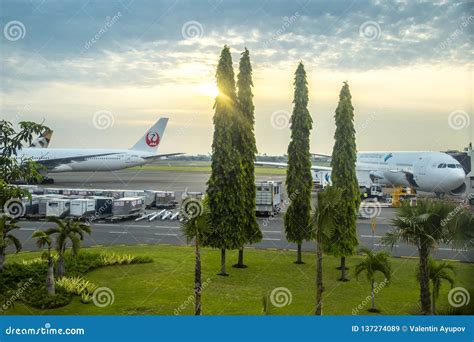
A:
[29,129,53,148]
[14,118,182,183]
[256,151,466,197]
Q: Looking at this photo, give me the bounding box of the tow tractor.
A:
[360,183,384,201]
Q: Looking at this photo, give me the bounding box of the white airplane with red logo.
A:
[13,118,181,183]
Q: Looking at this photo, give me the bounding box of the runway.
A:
[12,169,473,262]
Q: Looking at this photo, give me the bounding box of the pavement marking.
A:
[438,247,468,252]
[154,233,179,236]
[152,226,181,229]
[131,224,152,228]
[19,228,35,231]
[109,231,128,234]
[374,243,398,247]
[360,234,383,238]
[95,223,120,227]
[263,238,281,241]
[262,230,281,234]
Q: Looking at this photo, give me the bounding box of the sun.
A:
[197,83,219,97]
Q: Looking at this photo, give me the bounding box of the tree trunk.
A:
[295,243,304,264]
[339,256,348,281]
[0,248,5,271]
[315,242,323,315]
[194,237,201,316]
[57,253,65,277]
[218,249,228,276]
[371,280,376,311]
[233,248,247,268]
[431,289,436,315]
[418,246,431,315]
[46,255,55,296]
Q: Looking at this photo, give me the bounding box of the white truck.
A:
[256,181,283,216]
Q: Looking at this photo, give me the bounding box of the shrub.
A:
[21,286,72,309]
[55,276,98,296]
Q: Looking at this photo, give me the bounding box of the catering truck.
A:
[255,181,283,216]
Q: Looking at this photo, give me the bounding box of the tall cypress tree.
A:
[328,81,360,281]
[284,62,314,264]
[205,46,245,276]
[233,48,261,268]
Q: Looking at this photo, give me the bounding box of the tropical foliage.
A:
[284,62,314,264]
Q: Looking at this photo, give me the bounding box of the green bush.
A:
[20,286,72,309]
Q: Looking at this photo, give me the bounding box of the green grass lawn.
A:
[133,164,287,175]
[4,245,473,315]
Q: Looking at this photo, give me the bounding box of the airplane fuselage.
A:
[355,151,466,195]
[15,148,154,172]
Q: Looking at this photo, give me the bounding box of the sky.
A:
[0,0,472,155]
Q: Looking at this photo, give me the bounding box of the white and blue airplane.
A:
[257,151,466,197]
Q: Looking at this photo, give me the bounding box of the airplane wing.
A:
[255,161,332,172]
[35,153,120,170]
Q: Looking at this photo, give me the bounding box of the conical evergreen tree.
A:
[233,48,261,268]
[205,46,245,276]
[328,81,360,281]
[284,62,314,264]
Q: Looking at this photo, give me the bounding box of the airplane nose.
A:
[448,169,466,190]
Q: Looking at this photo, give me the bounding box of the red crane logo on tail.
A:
[145,131,160,147]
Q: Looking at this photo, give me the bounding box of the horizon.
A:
[1,0,472,155]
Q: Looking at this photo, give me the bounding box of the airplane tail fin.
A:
[30,129,53,148]
[131,118,168,153]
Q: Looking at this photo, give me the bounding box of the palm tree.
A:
[180,200,210,315]
[32,230,55,295]
[420,258,455,315]
[45,217,91,277]
[381,199,457,315]
[354,247,392,312]
[313,186,341,315]
[0,216,21,271]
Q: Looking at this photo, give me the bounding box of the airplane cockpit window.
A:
[437,163,447,168]
[447,164,455,168]
[456,164,462,168]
